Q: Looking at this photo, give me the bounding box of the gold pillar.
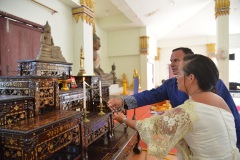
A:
[155,48,160,61]
[72,0,95,25]
[139,36,149,55]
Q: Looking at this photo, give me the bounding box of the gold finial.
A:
[121,73,128,95]
[77,46,87,76]
[80,47,84,70]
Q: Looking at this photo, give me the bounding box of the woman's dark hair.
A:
[182,54,219,93]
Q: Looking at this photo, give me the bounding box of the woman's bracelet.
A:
[122,117,128,126]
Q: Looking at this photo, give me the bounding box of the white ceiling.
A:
[94,0,240,41]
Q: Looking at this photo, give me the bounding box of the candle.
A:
[99,80,102,103]
[83,81,86,109]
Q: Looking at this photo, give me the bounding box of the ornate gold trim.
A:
[80,0,94,10]
[215,0,230,18]
[139,36,149,55]
[72,1,94,25]
[155,48,160,61]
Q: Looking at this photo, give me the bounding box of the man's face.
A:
[176,61,186,92]
[170,50,185,75]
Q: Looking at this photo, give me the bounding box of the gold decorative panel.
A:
[206,43,216,59]
[155,48,161,61]
[215,0,230,18]
[72,3,94,25]
[0,95,35,126]
[0,76,59,116]
[139,36,149,55]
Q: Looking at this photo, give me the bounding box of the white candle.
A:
[99,80,102,103]
[83,81,86,109]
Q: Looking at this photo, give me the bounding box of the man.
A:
[108,47,240,148]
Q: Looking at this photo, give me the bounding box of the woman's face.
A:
[176,61,187,92]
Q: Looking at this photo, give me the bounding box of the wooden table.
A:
[0,110,83,160]
[83,112,113,159]
[87,123,141,160]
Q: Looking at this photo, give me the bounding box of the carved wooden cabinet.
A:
[59,88,84,111]
[58,86,113,159]
[0,95,35,125]
[0,110,83,160]
[0,76,59,115]
[0,75,139,160]
[18,60,73,77]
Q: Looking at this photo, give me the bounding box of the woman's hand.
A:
[113,112,137,130]
[113,112,126,123]
[107,98,124,112]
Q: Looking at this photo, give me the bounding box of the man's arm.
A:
[216,79,238,114]
[216,79,240,144]
[123,79,171,110]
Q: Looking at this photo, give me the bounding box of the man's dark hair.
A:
[172,47,194,55]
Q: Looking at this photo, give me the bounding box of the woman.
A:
[114,54,239,159]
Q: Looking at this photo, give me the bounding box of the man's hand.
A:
[107,98,125,112]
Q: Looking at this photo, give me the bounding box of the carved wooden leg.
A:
[104,134,108,145]
[84,146,88,160]
[108,114,114,139]
[133,132,142,154]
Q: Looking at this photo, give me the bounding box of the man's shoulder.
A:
[164,77,177,84]
[216,79,227,87]
[159,77,177,89]
[217,79,224,83]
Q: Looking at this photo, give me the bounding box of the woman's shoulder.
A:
[191,93,231,113]
[191,92,222,104]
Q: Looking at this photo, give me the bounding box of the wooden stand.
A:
[0,110,83,160]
